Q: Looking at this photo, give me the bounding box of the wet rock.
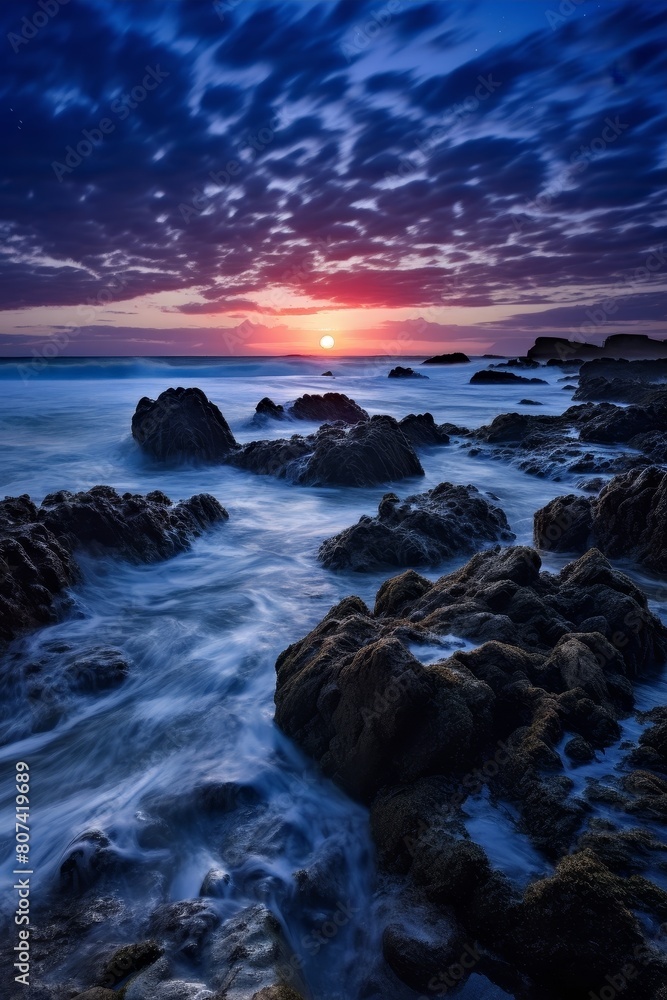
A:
[288,392,368,424]
[511,850,667,998]
[122,956,215,1000]
[59,830,134,895]
[63,648,130,694]
[298,416,424,487]
[577,825,667,874]
[422,352,470,364]
[630,430,667,464]
[381,899,465,993]
[0,506,77,643]
[533,494,593,552]
[254,397,285,420]
[132,386,238,462]
[519,398,542,405]
[535,466,667,573]
[39,485,227,563]
[100,941,163,988]
[74,991,117,1000]
[321,370,333,376]
[199,867,232,898]
[470,370,547,386]
[397,412,450,447]
[147,899,220,960]
[492,357,541,369]
[564,735,596,763]
[388,366,428,379]
[205,904,307,998]
[318,482,514,572]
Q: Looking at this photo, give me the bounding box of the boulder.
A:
[533,494,593,552]
[254,397,285,419]
[318,482,514,571]
[288,392,368,423]
[388,366,428,379]
[296,416,424,487]
[132,386,237,462]
[470,370,547,386]
[397,413,450,447]
[422,352,470,364]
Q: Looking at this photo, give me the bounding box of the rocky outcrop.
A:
[470,370,547,386]
[231,416,425,487]
[422,352,470,364]
[528,333,667,362]
[274,545,667,996]
[318,482,514,571]
[0,487,227,644]
[132,387,238,462]
[0,495,78,642]
[254,397,286,420]
[397,412,450,447]
[534,467,667,573]
[388,366,428,379]
[492,357,541,369]
[288,392,368,424]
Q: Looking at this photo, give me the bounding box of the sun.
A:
[319,334,335,350]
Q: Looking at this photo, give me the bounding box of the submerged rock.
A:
[534,466,667,573]
[318,482,514,571]
[288,392,368,424]
[388,366,428,379]
[470,370,547,386]
[132,386,238,462]
[422,353,470,364]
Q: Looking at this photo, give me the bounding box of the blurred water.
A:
[0,355,662,997]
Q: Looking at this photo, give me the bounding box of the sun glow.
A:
[319,334,335,349]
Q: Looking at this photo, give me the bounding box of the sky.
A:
[1,0,666,357]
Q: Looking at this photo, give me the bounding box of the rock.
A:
[388,366,428,379]
[381,898,465,992]
[593,466,667,573]
[630,431,667,464]
[63,647,130,695]
[147,899,220,961]
[397,412,449,447]
[0,494,78,642]
[321,370,333,376]
[254,397,285,419]
[519,399,542,405]
[534,467,667,573]
[564,735,596,763]
[493,357,541,369]
[132,386,238,462]
[74,991,117,1000]
[297,416,424,487]
[511,850,667,997]
[252,988,305,1000]
[39,485,228,562]
[100,941,163,988]
[470,370,547,386]
[527,333,667,362]
[318,482,514,572]
[422,352,470,364]
[533,494,593,552]
[288,392,368,423]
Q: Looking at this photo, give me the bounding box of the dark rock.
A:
[39,485,228,562]
[534,494,593,552]
[564,735,596,763]
[422,352,470,364]
[470,370,547,386]
[288,392,368,424]
[318,482,514,572]
[528,333,667,362]
[629,431,667,464]
[397,412,450,447]
[0,494,78,642]
[534,466,667,573]
[297,416,424,487]
[254,397,285,419]
[0,487,227,645]
[100,941,163,988]
[388,366,428,379]
[147,899,220,960]
[132,386,238,462]
[381,899,465,993]
[519,399,542,405]
[321,370,333,376]
[493,357,541,369]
